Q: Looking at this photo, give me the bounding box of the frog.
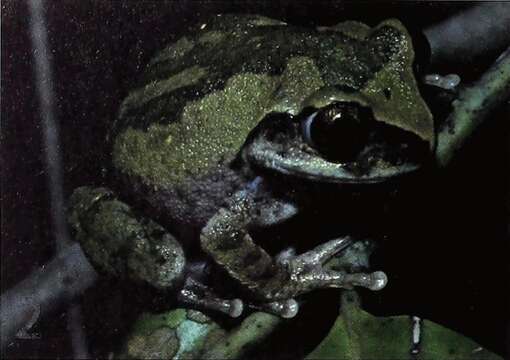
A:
[68,14,433,319]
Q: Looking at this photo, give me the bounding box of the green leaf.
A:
[119,308,227,359]
[307,292,502,360]
[118,309,281,359]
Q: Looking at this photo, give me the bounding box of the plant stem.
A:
[424,3,510,65]
[0,244,97,351]
[436,46,510,167]
[203,312,281,359]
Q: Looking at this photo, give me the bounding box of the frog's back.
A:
[111,14,424,192]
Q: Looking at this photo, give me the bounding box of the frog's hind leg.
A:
[177,277,244,318]
[69,186,248,318]
[68,186,186,290]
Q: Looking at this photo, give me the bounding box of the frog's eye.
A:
[301,111,318,148]
[301,102,369,163]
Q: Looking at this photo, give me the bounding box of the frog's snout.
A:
[301,102,370,163]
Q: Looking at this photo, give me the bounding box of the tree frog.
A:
[68,14,433,318]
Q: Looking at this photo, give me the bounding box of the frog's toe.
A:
[278,299,299,318]
[273,266,388,298]
[332,270,388,291]
[292,236,353,266]
[228,298,244,318]
[367,271,388,291]
[255,299,299,318]
[178,278,245,318]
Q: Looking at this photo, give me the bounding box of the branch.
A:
[435,46,510,167]
[26,0,92,356]
[0,244,97,350]
[424,3,510,65]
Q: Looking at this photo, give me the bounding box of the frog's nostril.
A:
[302,104,368,163]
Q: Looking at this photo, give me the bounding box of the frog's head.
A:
[244,91,431,184]
[244,18,435,185]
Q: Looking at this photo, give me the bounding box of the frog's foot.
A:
[267,237,388,300]
[251,299,300,318]
[177,278,244,318]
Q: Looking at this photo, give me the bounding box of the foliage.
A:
[307,292,502,360]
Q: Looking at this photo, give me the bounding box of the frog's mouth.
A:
[245,102,429,184]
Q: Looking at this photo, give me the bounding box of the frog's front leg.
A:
[201,188,387,318]
[68,186,244,317]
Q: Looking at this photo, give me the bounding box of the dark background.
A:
[2,1,508,358]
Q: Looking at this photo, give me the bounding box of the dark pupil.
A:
[309,102,370,163]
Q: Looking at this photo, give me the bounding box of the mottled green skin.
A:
[68,187,185,289]
[69,15,433,306]
[113,14,432,189]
